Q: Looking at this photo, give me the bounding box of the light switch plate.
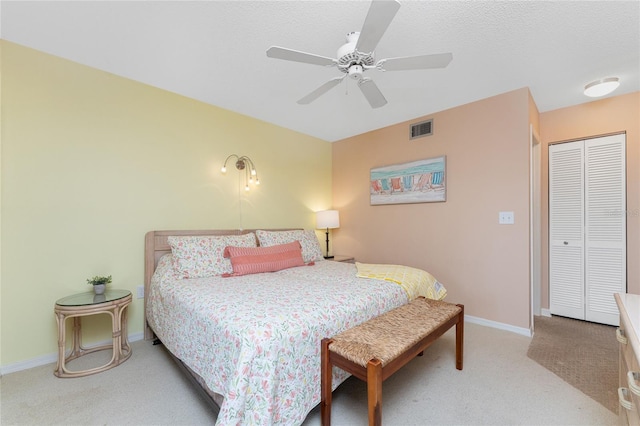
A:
[499,211,514,224]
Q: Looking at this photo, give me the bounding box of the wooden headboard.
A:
[143,229,299,340]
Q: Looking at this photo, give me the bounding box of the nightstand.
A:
[331,255,355,264]
[54,289,132,378]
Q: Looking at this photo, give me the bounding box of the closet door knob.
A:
[563,241,568,245]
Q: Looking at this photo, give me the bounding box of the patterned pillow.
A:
[223,241,305,276]
[168,233,257,278]
[256,229,324,263]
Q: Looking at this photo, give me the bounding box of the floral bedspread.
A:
[147,256,409,425]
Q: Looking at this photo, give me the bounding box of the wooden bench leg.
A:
[367,359,383,426]
[321,338,333,426]
[324,301,464,425]
[456,304,464,370]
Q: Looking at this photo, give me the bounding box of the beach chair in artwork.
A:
[370,180,382,194]
[390,177,403,193]
[380,178,391,194]
[414,173,432,191]
[402,175,413,192]
[431,171,445,188]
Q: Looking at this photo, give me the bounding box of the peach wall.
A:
[539,92,640,309]
[332,88,532,330]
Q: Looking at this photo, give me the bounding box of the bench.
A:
[321,297,464,426]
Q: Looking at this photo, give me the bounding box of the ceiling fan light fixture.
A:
[349,65,364,80]
[584,77,620,97]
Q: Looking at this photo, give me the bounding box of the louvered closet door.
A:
[585,134,626,326]
[549,134,626,326]
[549,141,585,320]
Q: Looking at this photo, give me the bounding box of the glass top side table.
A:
[56,289,130,307]
[54,289,132,378]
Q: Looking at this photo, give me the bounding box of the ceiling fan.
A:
[266,0,453,108]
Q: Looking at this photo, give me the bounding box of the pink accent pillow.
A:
[224,241,306,276]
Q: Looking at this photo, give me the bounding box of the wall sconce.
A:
[221,154,260,191]
[316,210,340,259]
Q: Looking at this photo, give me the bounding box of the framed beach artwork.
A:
[370,156,446,205]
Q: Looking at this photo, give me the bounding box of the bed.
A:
[144,229,446,425]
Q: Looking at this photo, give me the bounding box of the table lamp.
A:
[316,210,340,259]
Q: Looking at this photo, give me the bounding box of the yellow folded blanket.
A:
[355,262,447,301]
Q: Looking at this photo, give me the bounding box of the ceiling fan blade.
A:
[297,76,345,105]
[355,0,401,54]
[358,78,387,108]
[378,52,453,71]
[267,46,337,67]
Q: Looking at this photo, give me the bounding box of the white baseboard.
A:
[3,316,534,375]
[540,308,551,317]
[465,314,533,337]
[0,332,144,376]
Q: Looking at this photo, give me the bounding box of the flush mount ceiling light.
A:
[584,77,620,97]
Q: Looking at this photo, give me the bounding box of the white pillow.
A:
[168,233,257,278]
[256,229,324,263]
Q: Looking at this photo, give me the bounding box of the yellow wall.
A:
[539,92,640,308]
[332,88,533,330]
[0,41,332,367]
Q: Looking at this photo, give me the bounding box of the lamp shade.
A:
[316,210,340,229]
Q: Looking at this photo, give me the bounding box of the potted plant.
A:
[87,275,112,295]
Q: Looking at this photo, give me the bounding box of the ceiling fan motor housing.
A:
[337,31,375,79]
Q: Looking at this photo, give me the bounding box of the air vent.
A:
[410,119,433,140]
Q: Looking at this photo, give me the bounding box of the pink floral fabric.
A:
[147,256,408,425]
[167,233,257,278]
[256,229,324,263]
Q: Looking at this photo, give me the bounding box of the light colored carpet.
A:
[1,322,617,425]
[527,315,618,414]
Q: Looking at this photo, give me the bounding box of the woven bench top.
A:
[329,298,462,367]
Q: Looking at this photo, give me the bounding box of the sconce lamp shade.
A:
[584,77,620,97]
[316,210,340,229]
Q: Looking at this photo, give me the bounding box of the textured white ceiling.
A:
[2,1,639,142]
